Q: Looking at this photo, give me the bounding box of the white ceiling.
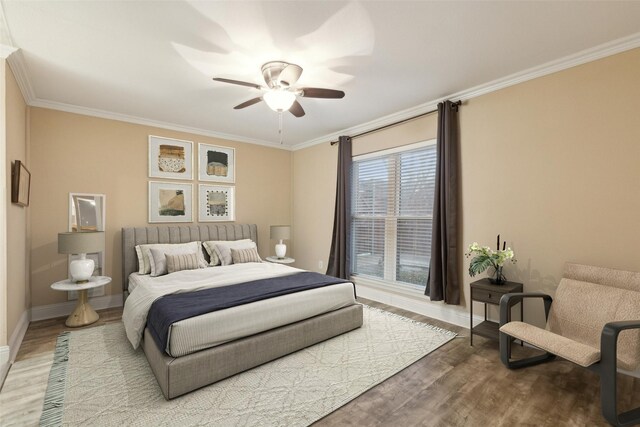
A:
[2,1,640,148]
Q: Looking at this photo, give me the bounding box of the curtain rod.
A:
[330,100,461,145]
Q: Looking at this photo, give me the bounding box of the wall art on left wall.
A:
[149,181,193,223]
[149,135,194,180]
[11,160,31,207]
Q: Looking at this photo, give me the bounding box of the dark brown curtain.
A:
[326,136,352,279]
[426,101,460,304]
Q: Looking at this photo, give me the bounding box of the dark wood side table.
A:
[470,278,523,346]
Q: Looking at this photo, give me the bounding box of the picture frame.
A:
[149,135,193,180]
[149,181,193,223]
[68,193,106,299]
[11,160,31,207]
[198,184,235,222]
[198,143,235,183]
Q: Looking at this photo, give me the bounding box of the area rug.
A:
[40,305,456,426]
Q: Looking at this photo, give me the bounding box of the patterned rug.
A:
[40,306,456,426]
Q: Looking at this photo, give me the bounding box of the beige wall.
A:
[5,63,29,341]
[352,114,438,157]
[293,48,640,327]
[292,142,336,273]
[460,47,640,325]
[29,108,291,306]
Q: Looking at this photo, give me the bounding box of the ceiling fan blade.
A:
[300,88,345,99]
[289,100,305,117]
[234,97,263,109]
[213,77,262,90]
[279,64,303,87]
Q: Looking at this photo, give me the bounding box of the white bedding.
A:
[128,273,146,293]
[167,282,355,357]
[122,263,354,351]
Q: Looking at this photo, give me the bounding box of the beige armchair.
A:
[499,263,640,427]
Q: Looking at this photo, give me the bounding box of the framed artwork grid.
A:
[149,135,194,180]
[149,181,193,223]
[198,184,235,222]
[198,143,235,183]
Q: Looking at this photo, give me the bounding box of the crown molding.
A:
[292,101,441,151]
[8,29,640,153]
[5,49,35,103]
[0,43,16,59]
[29,98,292,151]
[291,31,640,151]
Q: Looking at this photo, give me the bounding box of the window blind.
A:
[351,142,436,289]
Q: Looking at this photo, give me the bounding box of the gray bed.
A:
[122,224,363,399]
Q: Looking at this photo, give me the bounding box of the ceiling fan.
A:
[213,61,345,118]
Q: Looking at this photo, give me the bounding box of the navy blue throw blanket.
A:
[147,272,352,353]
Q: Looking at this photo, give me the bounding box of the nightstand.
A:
[265,256,295,264]
[470,278,523,346]
[51,276,111,327]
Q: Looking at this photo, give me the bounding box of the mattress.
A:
[167,282,355,357]
[126,265,356,357]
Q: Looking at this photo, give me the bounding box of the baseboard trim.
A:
[356,283,483,329]
[30,293,124,322]
[0,345,8,366]
[0,346,9,388]
[0,361,8,390]
[8,310,30,363]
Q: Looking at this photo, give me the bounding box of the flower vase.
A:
[488,266,506,285]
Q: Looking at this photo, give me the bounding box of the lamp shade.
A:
[58,231,105,254]
[270,225,291,240]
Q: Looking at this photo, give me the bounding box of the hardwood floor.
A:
[1,300,639,426]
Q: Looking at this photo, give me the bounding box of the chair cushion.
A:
[500,321,601,367]
[547,278,640,370]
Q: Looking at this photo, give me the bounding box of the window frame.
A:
[350,139,436,293]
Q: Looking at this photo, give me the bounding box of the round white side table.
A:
[265,256,295,264]
[51,276,111,327]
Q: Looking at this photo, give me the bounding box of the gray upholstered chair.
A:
[499,263,640,427]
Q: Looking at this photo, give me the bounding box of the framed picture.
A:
[149,181,193,223]
[149,135,193,180]
[198,143,235,183]
[11,160,31,207]
[198,184,235,222]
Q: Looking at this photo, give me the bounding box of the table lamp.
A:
[270,225,291,259]
[58,231,105,283]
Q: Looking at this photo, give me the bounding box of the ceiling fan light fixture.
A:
[263,90,296,112]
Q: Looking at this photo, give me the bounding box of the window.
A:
[351,140,436,291]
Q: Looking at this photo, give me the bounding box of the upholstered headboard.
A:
[121,224,258,293]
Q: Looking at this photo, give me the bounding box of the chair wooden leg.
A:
[601,373,640,426]
[600,321,640,426]
[599,355,640,426]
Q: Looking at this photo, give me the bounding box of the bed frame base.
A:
[143,304,364,399]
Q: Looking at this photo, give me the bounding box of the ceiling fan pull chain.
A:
[278,111,284,144]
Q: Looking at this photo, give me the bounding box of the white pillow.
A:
[135,241,206,274]
[202,239,252,266]
[214,241,257,266]
[149,247,203,277]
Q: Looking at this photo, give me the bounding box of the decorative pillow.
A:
[135,241,206,274]
[231,247,262,264]
[166,253,201,274]
[202,239,253,266]
[149,245,205,277]
[214,241,257,266]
